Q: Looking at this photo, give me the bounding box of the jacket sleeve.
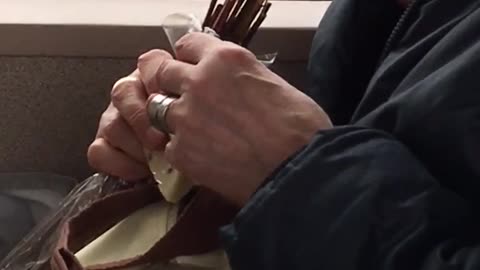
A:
[220,126,479,270]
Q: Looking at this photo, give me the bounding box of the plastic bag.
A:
[162,13,277,67]
[0,174,129,270]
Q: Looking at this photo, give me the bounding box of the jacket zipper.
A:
[378,0,422,62]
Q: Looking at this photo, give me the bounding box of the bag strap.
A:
[51,184,237,270]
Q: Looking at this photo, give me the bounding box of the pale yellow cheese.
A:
[75,201,177,266]
[147,151,193,203]
[75,195,230,270]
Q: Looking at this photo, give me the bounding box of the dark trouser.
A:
[0,173,75,259]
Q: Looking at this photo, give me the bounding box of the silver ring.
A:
[147,94,177,134]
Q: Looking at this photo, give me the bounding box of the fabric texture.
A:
[219,0,480,269]
[0,173,76,260]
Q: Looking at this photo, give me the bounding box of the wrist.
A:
[263,110,332,178]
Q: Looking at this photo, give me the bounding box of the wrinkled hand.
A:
[138,33,332,206]
[87,71,167,180]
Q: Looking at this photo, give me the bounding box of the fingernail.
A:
[138,50,171,77]
[138,53,157,87]
[138,49,161,66]
[139,50,173,94]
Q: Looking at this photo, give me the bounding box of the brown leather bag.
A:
[50,184,237,270]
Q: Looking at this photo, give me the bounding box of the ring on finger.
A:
[147,94,177,135]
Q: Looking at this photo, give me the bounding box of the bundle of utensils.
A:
[202,0,272,47]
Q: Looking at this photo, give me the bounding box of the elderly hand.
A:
[87,71,167,180]
[138,33,332,206]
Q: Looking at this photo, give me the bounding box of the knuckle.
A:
[155,58,172,84]
[150,58,178,93]
[101,115,122,141]
[175,32,202,53]
[127,107,148,129]
[138,50,173,93]
[110,77,140,104]
[96,108,113,136]
[213,45,255,64]
[138,49,170,63]
[183,74,207,94]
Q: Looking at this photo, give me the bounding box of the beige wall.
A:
[0,57,308,180]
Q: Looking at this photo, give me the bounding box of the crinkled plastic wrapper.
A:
[162,13,277,67]
[0,174,129,270]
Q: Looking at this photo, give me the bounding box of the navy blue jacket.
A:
[221,0,480,269]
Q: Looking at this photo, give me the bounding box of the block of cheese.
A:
[75,199,230,270]
[147,150,193,203]
[75,201,177,266]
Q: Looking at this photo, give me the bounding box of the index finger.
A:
[138,50,194,96]
[111,71,167,150]
[174,32,223,64]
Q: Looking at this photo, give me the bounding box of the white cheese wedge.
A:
[147,150,194,203]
